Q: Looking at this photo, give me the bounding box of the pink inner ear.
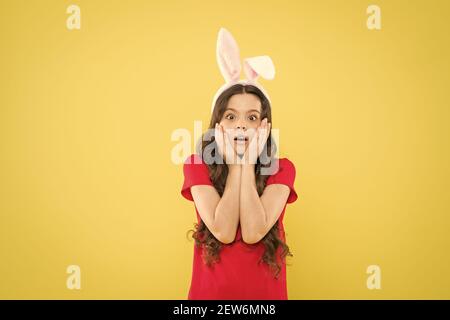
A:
[217,28,242,82]
[243,60,258,81]
[221,49,240,80]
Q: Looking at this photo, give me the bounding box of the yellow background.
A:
[1,0,449,299]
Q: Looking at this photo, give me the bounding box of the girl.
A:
[181,28,298,300]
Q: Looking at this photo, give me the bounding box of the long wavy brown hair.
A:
[187,83,293,278]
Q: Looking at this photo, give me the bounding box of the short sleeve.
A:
[181,154,214,201]
[266,158,298,204]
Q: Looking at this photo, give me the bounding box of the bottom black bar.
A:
[1,300,448,319]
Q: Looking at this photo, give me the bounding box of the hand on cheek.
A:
[215,123,238,165]
[240,118,271,165]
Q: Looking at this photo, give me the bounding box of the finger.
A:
[262,123,270,147]
[258,123,263,142]
[220,125,229,148]
[219,124,226,142]
[261,120,269,137]
[215,122,220,136]
[249,130,258,148]
[215,123,225,158]
[215,123,222,143]
[220,125,227,143]
[219,124,226,150]
[221,125,234,160]
[222,125,231,143]
[260,119,267,136]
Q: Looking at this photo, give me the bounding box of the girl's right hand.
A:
[215,123,237,165]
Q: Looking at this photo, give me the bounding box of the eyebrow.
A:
[225,108,261,114]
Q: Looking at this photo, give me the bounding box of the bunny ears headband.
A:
[211,27,276,113]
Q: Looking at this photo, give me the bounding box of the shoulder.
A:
[265,157,296,186]
[184,153,204,164]
[183,153,212,167]
[265,158,298,203]
[181,154,214,201]
[272,158,296,176]
[183,153,210,174]
[279,158,295,169]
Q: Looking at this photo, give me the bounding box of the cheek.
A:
[219,121,232,130]
[247,121,261,132]
[246,121,261,138]
[249,120,261,128]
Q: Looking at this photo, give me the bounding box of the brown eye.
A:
[249,115,258,121]
[225,114,235,120]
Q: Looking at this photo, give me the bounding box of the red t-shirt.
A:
[181,153,298,300]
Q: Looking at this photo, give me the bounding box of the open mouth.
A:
[233,135,249,142]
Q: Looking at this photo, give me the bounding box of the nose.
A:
[236,123,246,130]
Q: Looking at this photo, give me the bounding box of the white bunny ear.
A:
[216,27,242,82]
[243,55,275,82]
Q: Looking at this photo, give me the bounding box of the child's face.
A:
[219,93,262,155]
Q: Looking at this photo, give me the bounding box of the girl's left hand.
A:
[240,118,271,165]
